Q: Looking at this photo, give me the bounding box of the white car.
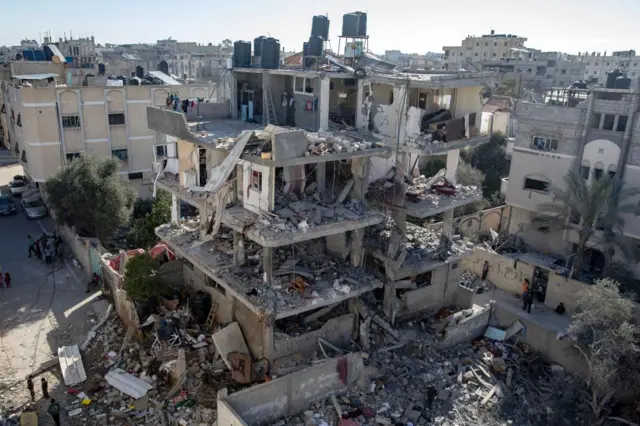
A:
[9,179,27,196]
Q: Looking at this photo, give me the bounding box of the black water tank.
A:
[135,65,144,79]
[254,36,266,57]
[158,60,169,74]
[233,40,252,68]
[606,69,623,89]
[342,13,359,37]
[98,63,106,75]
[354,11,367,36]
[261,38,280,69]
[615,76,632,90]
[311,15,330,40]
[308,36,324,57]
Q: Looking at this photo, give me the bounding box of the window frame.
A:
[531,136,558,152]
[108,113,126,126]
[111,148,128,161]
[65,152,82,162]
[523,177,550,194]
[250,170,262,192]
[62,115,81,129]
[293,77,314,95]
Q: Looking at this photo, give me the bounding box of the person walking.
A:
[41,377,49,398]
[4,272,10,289]
[47,399,61,426]
[26,376,35,401]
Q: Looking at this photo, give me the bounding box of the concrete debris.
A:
[459,271,493,294]
[405,174,481,209]
[305,130,383,156]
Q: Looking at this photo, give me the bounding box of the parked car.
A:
[21,196,47,219]
[0,195,16,216]
[9,179,27,196]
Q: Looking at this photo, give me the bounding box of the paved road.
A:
[0,162,95,391]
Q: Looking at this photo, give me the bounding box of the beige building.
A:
[582,50,640,83]
[0,80,215,196]
[443,31,527,70]
[502,83,640,279]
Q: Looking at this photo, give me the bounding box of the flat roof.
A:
[12,73,58,80]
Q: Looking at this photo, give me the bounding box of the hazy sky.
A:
[2,0,638,55]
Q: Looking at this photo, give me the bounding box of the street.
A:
[0,155,104,421]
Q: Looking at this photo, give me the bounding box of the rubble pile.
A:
[305,131,384,156]
[367,221,474,267]
[254,189,378,239]
[459,271,493,294]
[276,321,590,426]
[406,174,481,209]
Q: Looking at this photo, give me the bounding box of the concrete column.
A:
[351,228,365,267]
[382,276,396,319]
[443,210,454,238]
[613,115,620,132]
[351,158,369,200]
[319,77,330,131]
[598,113,605,130]
[199,207,209,240]
[576,93,596,167]
[233,231,245,266]
[445,149,460,185]
[355,80,369,130]
[315,162,326,193]
[395,83,409,145]
[171,194,180,224]
[262,247,273,284]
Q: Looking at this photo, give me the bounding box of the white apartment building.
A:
[582,50,640,83]
[502,83,640,280]
[443,31,527,70]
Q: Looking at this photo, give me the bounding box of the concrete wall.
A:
[369,82,402,138]
[464,248,587,313]
[183,263,235,324]
[492,304,589,378]
[440,304,490,348]
[10,60,65,77]
[219,352,365,425]
[506,206,569,255]
[396,262,461,319]
[100,256,142,333]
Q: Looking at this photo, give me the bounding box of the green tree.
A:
[44,155,135,240]
[539,170,639,280]
[569,278,640,424]
[454,158,488,216]
[128,189,171,249]
[123,253,164,301]
[461,132,510,198]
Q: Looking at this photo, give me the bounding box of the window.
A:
[561,69,567,75]
[451,262,459,270]
[476,43,479,47]
[66,152,81,162]
[606,62,610,66]
[587,62,590,66]
[492,53,496,57]
[251,170,262,191]
[524,177,549,193]
[603,114,615,130]
[580,165,590,180]
[617,116,628,132]
[594,168,603,181]
[504,41,508,46]
[294,77,314,94]
[128,172,143,180]
[156,145,167,157]
[531,136,558,151]
[595,62,599,66]
[108,113,125,126]
[415,270,432,287]
[608,170,616,179]
[112,148,128,161]
[474,53,478,57]
[62,115,81,128]
[484,42,488,46]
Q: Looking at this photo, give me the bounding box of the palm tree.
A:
[539,169,639,280]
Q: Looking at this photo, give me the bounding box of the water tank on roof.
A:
[308,36,324,57]
[342,13,359,37]
[303,42,313,67]
[311,15,330,40]
[260,38,280,70]
[158,60,169,75]
[135,65,144,79]
[354,11,367,36]
[98,63,106,75]
[606,69,623,89]
[254,36,266,57]
[233,41,252,68]
[614,76,631,90]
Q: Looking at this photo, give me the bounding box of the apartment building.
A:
[583,50,640,83]
[502,82,640,279]
[0,76,215,196]
[145,60,496,360]
[443,31,527,69]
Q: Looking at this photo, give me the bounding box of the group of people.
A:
[26,376,60,425]
[28,233,62,264]
[0,271,11,289]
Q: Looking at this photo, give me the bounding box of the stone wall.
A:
[218,352,365,425]
[100,255,141,333]
[439,304,491,348]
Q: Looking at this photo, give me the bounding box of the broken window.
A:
[128,172,143,180]
[66,152,82,162]
[251,170,262,191]
[62,115,81,128]
[524,177,549,193]
[372,83,394,105]
[156,145,167,157]
[603,114,615,131]
[617,116,628,132]
[531,136,558,151]
[112,148,128,161]
[108,113,125,126]
[415,271,432,287]
[294,77,314,94]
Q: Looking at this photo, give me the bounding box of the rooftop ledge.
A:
[155,222,382,319]
[403,134,490,156]
[366,221,475,279]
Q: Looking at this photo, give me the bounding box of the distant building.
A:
[582,50,640,83]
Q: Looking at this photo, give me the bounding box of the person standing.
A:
[482,261,489,281]
[41,377,49,398]
[47,399,61,426]
[4,273,10,289]
[28,235,35,257]
[26,376,35,401]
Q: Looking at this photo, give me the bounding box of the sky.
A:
[1,0,639,55]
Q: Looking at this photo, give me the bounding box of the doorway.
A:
[198,148,207,186]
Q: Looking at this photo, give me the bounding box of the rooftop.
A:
[404,174,483,218]
[156,221,382,319]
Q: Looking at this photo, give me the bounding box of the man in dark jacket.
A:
[26,376,35,401]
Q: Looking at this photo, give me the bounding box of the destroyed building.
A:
[147,56,497,357]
